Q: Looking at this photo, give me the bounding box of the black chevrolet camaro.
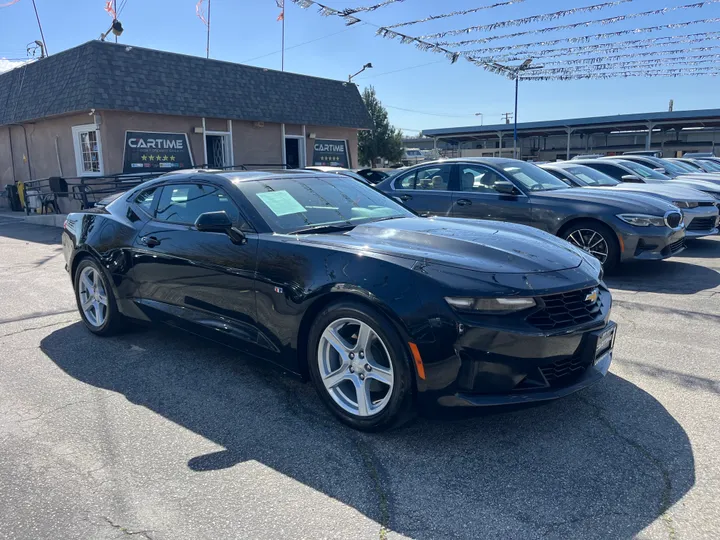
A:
[62,171,616,431]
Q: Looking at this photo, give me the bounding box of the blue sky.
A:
[1,0,718,134]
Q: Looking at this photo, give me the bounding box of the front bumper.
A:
[684,207,720,238]
[615,222,685,262]
[415,287,616,409]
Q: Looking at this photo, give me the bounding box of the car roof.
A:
[570,158,634,168]
[403,157,523,168]
[139,169,342,188]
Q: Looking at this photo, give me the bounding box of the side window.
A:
[155,183,243,226]
[134,187,158,213]
[590,163,623,181]
[414,165,452,191]
[394,171,416,190]
[545,169,573,185]
[456,165,509,193]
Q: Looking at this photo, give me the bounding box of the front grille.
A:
[687,216,716,231]
[697,201,715,207]
[668,238,685,254]
[665,212,682,228]
[526,287,602,331]
[540,354,592,386]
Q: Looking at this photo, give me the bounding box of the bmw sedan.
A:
[605,155,720,188]
[62,170,615,431]
[375,158,686,270]
[571,159,720,238]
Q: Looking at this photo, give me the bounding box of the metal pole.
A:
[114,0,118,43]
[281,5,285,71]
[206,0,211,59]
[513,74,519,159]
[566,129,572,160]
[30,0,48,56]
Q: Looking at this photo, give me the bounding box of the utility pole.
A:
[501,113,513,124]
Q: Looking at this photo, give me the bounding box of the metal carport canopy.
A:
[421,108,720,143]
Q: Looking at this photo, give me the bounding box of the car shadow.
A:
[40,323,695,539]
[678,238,720,259]
[606,259,720,294]
[0,220,63,245]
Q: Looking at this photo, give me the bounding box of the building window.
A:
[72,124,104,176]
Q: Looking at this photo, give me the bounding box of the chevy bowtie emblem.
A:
[585,288,599,303]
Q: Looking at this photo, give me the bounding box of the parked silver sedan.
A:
[542,162,720,239]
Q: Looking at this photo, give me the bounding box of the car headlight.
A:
[445,296,536,313]
[672,201,698,209]
[616,214,666,227]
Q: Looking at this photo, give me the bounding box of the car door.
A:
[450,163,534,226]
[130,181,261,349]
[390,164,455,216]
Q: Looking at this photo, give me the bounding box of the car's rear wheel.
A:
[308,300,415,431]
[74,258,125,336]
[561,222,619,271]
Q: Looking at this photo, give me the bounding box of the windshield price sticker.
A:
[257,190,307,216]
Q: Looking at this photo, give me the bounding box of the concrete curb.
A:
[0,212,67,228]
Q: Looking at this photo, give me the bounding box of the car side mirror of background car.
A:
[620,175,642,183]
[494,181,519,195]
[195,211,246,244]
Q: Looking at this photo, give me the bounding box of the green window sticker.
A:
[256,190,307,216]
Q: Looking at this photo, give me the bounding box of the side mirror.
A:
[621,174,642,183]
[195,211,246,244]
[495,181,519,195]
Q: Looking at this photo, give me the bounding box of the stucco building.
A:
[0,40,371,210]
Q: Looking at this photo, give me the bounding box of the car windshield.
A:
[653,158,690,176]
[696,159,720,172]
[671,160,701,173]
[565,166,619,186]
[619,160,671,180]
[236,175,413,234]
[501,161,569,191]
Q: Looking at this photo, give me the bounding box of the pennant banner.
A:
[386,1,528,29]
[422,0,720,41]
[531,49,720,67]
[525,54,720,74]
[437,17,720,47]
[523,68,720,81]
[461,31,720,59]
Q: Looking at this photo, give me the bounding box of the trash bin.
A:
[25,189,40,213]
[5,185,22,211]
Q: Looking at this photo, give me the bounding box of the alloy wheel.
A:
[78,266,109,327]
[566,229,609,264]
[317,318,394,417]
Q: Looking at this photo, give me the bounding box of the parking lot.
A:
[0,217,718,540]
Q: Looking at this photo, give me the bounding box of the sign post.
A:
[122,131,193,173]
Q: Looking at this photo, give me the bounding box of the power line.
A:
[386,105,479,118]
[240,24,365,64]
[354,60,444,80]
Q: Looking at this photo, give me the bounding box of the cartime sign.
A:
[312,139,350,168]
[122,131,193,173]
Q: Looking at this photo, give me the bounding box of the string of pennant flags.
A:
[523,68,720,81]
[287,0,720,80]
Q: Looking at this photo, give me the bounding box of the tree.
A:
[358,86,404,166]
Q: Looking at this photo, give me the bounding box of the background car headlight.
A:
[672,201,698,209]
[616,214,666,227]
[445,297,536,313]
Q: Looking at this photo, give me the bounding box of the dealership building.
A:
[0,40,371,210]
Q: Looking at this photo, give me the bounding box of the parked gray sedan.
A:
[543,162,720,238]
[375,158,685,269]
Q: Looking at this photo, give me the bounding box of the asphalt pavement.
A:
[0,217,718,539]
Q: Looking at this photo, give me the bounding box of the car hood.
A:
[675,174,720,187]
[669,177,720,193]
[296,217,587,274]
[601,183,717,203]
[531,187,675,212]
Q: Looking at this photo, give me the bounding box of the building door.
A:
[205,133,232,168]
[284,137,305,169]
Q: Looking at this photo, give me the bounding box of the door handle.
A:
[141,236,161,248]
[456,199,472,206]
[399,194,412,201]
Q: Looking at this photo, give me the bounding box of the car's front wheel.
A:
[308,300,415,431]
[74,258,125,336]
[561,221,619,271]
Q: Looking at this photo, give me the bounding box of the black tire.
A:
[73,258,125,336]
[308,300,416,431]
[560,221,620,272]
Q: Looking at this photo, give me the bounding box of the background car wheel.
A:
[308,300,415,431]
[561,221,619,271]
[74,258,125,336]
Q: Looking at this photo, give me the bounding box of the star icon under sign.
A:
[149,155,155,161]
[141,155,147,161]
[163,155,169,161]
[169,155,176,161]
